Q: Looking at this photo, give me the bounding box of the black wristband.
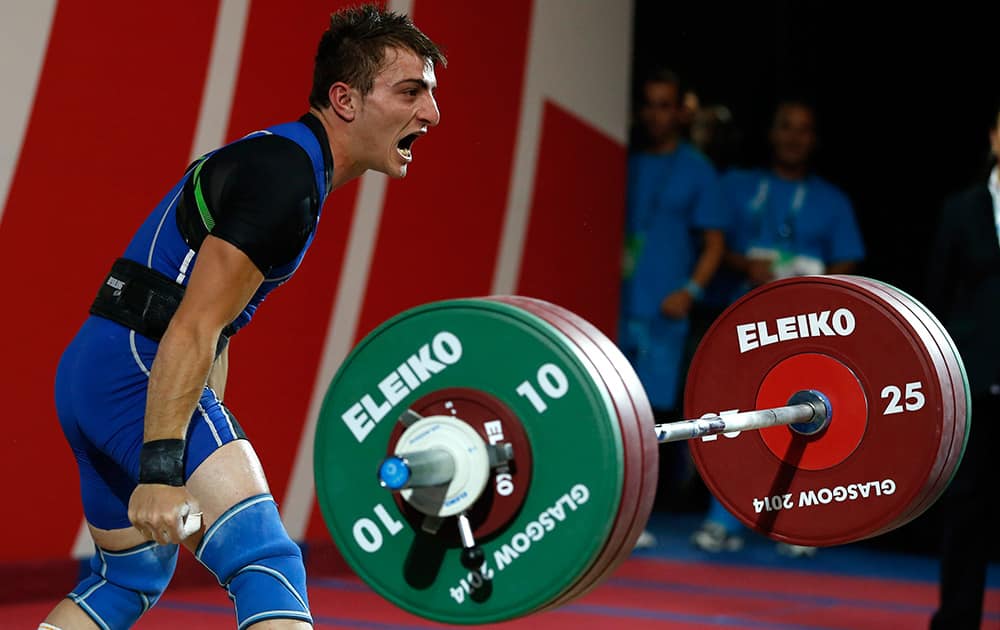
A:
[138,439,186,486]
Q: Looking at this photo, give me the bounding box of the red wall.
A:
[0,0,629,563]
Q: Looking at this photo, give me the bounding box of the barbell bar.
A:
[378,389,832,492]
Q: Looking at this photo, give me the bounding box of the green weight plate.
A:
[314,299,624,624]
[488,296,652,610]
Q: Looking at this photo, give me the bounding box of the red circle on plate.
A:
[756,353,868,471]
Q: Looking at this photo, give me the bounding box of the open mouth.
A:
[396,133,418,160]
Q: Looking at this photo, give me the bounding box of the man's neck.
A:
[309,106,366,190]
[647,136,680,155]
[772,162,808,181]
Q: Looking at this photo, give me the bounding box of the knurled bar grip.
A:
[655,396,828,444]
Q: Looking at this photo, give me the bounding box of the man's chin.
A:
[373,164,408,179]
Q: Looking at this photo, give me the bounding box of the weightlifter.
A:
[41,6,445,629]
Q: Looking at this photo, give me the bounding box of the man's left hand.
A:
[660,289,694,319]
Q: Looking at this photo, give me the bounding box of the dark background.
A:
[633,0,999,298]
[632,1,1000,555]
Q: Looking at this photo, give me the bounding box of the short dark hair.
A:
[771,99,817,128]
[641,68,682,95]
[309,4,446,108]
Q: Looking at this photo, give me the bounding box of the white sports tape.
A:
[181,511,203,539]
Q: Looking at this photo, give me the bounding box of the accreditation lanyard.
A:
[749,176,808,247]
[989,167,1000,248]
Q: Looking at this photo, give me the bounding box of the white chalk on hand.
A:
[181,511,203,539]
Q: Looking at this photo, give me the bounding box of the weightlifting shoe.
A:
[690,521,744,552]
[776,542,817,558]
[633,529,657,550]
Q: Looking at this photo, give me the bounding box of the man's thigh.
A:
[183,439,271,549]
[72,382,250,531]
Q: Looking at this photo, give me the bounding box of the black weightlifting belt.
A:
[90,258,235,349]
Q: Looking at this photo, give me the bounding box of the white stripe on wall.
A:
[188,0,251,159]
[0,0,58,229]
[490,0,633,295]
[70,0,252,559]
[280,0,414,540]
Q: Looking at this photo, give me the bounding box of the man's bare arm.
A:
[144,235,262,440]
[129,236,262,544]
[207,343,229,402]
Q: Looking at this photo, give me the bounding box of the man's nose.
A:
[420,94,441,127]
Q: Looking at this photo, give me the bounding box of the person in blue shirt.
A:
[723,100,864,291]
[691,100,865,555]
[42,7,444,629]
[621,69,728,547]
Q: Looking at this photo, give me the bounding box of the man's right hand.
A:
[128,483,199,545]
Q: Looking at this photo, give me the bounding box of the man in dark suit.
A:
[927,105,1000,630]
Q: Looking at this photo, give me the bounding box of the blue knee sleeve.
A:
[196,494,311,629]
[69,542,177,629]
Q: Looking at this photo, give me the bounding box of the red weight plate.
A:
[686,276,952,546]
[900,287,971,515]
[538,300,659,602]
[848,284,957,536]
[497,296,658,608]
[844,276,966,524]
[828,280,951,520]
[757,278,953,537]
[839,276,966,531]
[486,296,645,606]
[872,279,971,494]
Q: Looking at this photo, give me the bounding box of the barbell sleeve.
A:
[655,390,831,444]
[378,448,456,490]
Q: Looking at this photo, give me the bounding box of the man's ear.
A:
[329,82,356,122]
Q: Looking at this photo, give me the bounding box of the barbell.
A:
[313,275,969,624]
